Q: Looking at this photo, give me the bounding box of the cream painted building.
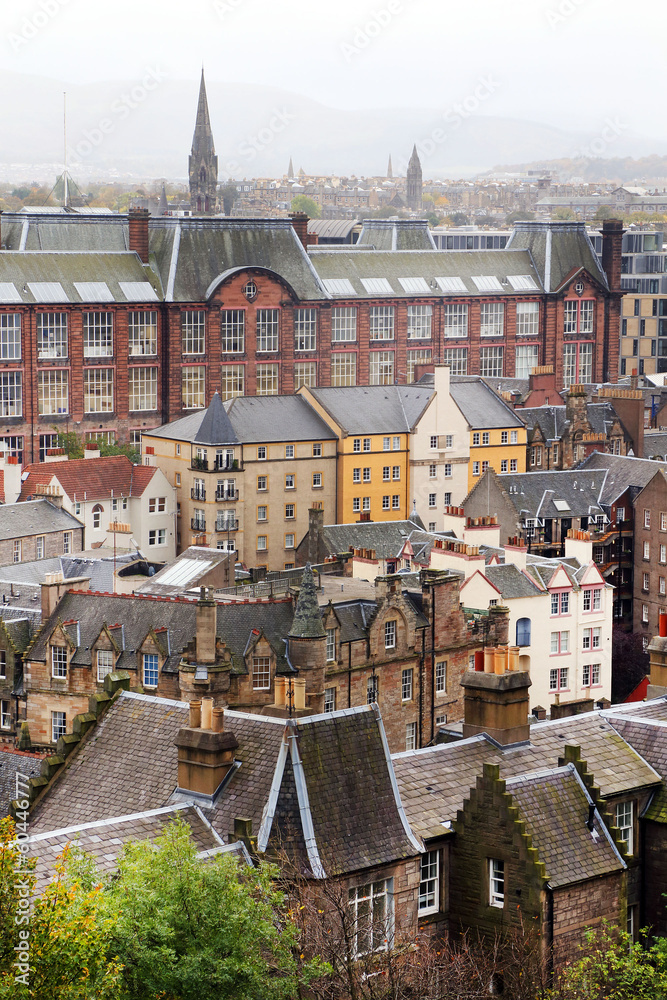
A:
[142,393,337,571]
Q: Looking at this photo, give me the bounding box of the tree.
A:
[552,207,576,221]
[105,817,320,1000]
[290,195,321,218]
[594,205,616,220]
[554,922,667,999]
[446,212,469,226]
[505,210,535,225]
[220,183,238,216]
[612,625,649,702]
[0,818,123,1000]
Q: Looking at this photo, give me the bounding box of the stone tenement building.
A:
[0,211,622,463]
[18,564,507,753]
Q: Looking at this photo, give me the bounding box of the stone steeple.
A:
[406,144,422,211]
[289,564,325,639]
[387,154,393,179]
[189,69,218,215]
[287,156,294,180]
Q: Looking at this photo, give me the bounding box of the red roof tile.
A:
[18,456,156,503]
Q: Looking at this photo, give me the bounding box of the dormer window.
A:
[143,653,158,688]
[252,656,271,690]
[97,649,114,682]
[51,647,67,678]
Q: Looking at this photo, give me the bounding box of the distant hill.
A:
[3,71,666,182]
[490,155,667,185]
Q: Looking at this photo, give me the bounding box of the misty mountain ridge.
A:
[3,71,666,183]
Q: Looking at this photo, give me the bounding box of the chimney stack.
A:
[196,587,217,664]
[128,207,150,264]
[461,655,531,746]
[41,573,91,619]
[175,700,238,799]
[601,219,624,293]
[289,211,309,250]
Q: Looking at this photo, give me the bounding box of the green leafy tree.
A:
[594,204,616,220]
[446,212,469,226]
[290,195,321,218]
[552,207,577,221]
[554,922,667,999]
[220,183,238,216]
[0,818,122,1000]
[505,210,535,224]
[105,817,321,1000]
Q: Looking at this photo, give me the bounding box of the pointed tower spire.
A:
[387,154,393,179]
[287,156,294,180]
[189,68,219,214]
[406,144,423,211]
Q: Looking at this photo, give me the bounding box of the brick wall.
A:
[552,873,625,968]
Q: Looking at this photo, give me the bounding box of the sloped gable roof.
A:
[19,455,156,503]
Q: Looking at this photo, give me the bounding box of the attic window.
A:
[472,276,503,293]
[252,655,270,690]
[553,499,571,512]
[242,280,257,301]
[507,274,538,291]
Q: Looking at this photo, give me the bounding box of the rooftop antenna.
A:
[63,91,69,209]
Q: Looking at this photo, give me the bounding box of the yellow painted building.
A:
[297,385,433,524]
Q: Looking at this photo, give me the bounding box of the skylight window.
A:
[398,276,431,293]
[119,281,159,302]
[553,499,571,512]
[360,277,394,295]
[434,276,467,293]
[0,283,22,303]
[322,278,357,296]
[507,274,538,291]
[74,281,112,302]
[27,281,69,302]
[471,275,504,292]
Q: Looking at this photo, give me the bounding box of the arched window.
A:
[92,504,103,530]
[516,617,531,647]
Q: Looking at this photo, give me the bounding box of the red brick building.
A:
[0,212,623,463]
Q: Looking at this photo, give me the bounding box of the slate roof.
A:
[484,563,545,599]
[216,599,295,673]
[27,590,198,675]
[450,377,524,430]
[518,402,621,442]
[0,500,83,543]
[1,212,130,253]
[0,748,42,818]
[506,221,608,293]
[330,600,379,643]
[148,394,335,445]
[0,251,161,303]
[393,711,661,841]
[577,452,667,505]
[0,553,145,603]
[604,714,667,823]
[28,803,223,892]
[308,248,544,298]
[493,469,607,520]
[356,219,436,251]
[506,765,624,888]
[306,385,433,434]
[148,217,326,302]
[318,519,431,559]
[643,432,667,460]
[18,455,157,503]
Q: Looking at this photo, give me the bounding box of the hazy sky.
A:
[1,0,662,139]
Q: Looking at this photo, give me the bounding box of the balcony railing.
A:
[191,456,208,472]
[191,488,206,501]
[215,489,239,502]
[216,519,238,532]
[191,518,206,531]
[214,459,239,472]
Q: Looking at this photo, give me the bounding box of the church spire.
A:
[387,154,393,179]
[189,68,219,214]
[406,144,423,211]
[287,156,294,180]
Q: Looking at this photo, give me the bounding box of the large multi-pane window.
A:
[407,349,432,383]
[294,309,317,351]
[480,346,503,377]
[51,646,67,678]
[515,344,539,378]
[37,313,67,358]
[220,364,245,399]
[331,306,357,341]
[83,312,113,357]
[143,653,159,688]
[615,801,634,855]
[331,352,357,386]
[443,347,468,374]
[444,303,468,338]
[0,373,21,417]
[38,370,68,414]
[480,302,504,337]
[419,851,439,914]
[564,299,595,335]
[294,362,317,388]
[369,306,395,340]
[407,304,432,339]
[563,342,593,387]
[0,314,21,359]
[181,310,205,354]
[128,310,157,355]
[252,656,271,690]
[516,301,539,336]
[220,310,245,353]
[369,351,394,385]
[256,363,279,395]
[84,368,114,413]
[348,880,393,957]
[256,309,279,352]
[96,649,114,682]
[51,711,66,743]
[128,367,157,411]
[182,366,205,408]
[326,628,336,662]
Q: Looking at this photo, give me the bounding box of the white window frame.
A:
[51,710,66,743]
[401,667,413,701]
[51,646,67,678]
[142,652,159,688]
[384,620,396,650]
[489,858,504,907]
[419,850,439,914]
[181,310,206,354]
[615,800,633,855]
[348,879,393,958]
[96,648,114,682]
[435,660,446,694]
